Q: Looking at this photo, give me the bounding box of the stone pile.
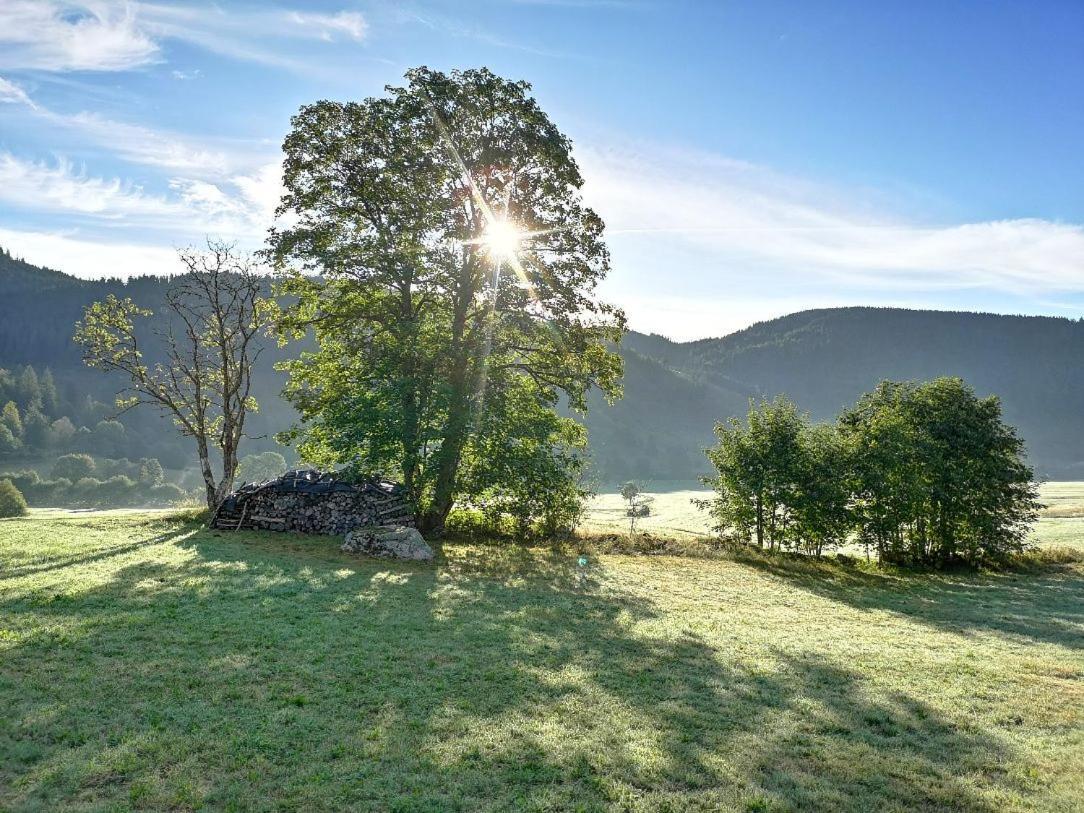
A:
[342,526,434,561]
[211,469,415,536]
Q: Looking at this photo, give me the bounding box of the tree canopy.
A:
[270,66,625,532]
[703,379,1040,567]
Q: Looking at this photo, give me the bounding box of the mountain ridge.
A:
[3,248,1082,479]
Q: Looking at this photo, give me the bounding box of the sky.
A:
[0,0,1081,340]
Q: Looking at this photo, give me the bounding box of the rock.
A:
[342,525,434,561]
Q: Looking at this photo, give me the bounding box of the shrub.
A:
[138,458,165,486]
[0,424,21,455]
[149,482,186,506]
[0,478,28,517]
[236,451,287,484]
[52,453,96,481]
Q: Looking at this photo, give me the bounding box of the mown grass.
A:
[585,482,1084,554]
[1,511,1081,811]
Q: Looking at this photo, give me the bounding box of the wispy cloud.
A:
[0,76,39,109]
[0,2,369,74]
[0,150,281,239]
[0,1,159,72]
[580,143,1084,294]
[0,76,272,175]
[287,10,368,42]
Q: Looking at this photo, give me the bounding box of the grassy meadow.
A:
[1,507,1082,811]
[585,481,1084,552]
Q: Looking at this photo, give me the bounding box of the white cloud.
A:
[0,76,265,175]
[0,150,279,240]
[0,76,38,109]
[287,11,368,42]
[0,151,183,218]
[0,226,181,279]
[63,111,234,173]
[0,2,369,74]
[0,1,159,72]
[580,143,1084,295]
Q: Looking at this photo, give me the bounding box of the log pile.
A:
[210,469,414,535]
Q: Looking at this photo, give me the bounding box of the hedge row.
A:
[0,469,186,508]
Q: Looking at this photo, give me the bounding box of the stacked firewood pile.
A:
[210,469,414,535]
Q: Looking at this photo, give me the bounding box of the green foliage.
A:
[235,451,287,484]
[0,478,27,517]
[22,404,50,448]
[703,379,1041,567]
[138,457,165,486]
[0,425,20,456]
[2,401,22,439]
[52,453,96,481]
[50,416,76,445]
[701,397,810,550]
[840,378,1040,567]
[17,366,40,407]
[456,380,590,538]
[270,66,624,532]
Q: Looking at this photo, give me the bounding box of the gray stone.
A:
[342,525,434,561]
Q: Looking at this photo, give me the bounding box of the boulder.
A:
[342,525,434,561]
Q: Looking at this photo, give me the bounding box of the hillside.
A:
[605,308,1084,479]
[2,249,1082,480]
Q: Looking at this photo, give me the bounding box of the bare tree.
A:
[74,241,267,508]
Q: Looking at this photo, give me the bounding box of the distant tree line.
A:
[701,377,1040,568]
[2,454,184,509]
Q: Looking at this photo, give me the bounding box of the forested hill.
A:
[3,248,1083,480]
[593,307,1084,480]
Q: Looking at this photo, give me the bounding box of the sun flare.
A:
[481,219,523,260]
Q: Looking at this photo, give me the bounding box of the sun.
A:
[481,219,523,260]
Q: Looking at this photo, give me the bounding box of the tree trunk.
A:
[755,497,764,547]
[420,261,476,535]
[198,441,218,509]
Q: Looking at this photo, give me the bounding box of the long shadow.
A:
[0,524,200,582]
[731,547,1084,650]
[0,525,1030,811]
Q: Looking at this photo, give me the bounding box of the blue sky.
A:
[0,0,1081,339]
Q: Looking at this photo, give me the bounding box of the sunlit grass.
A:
[585,482,1084,554]
[1,511,1081,810]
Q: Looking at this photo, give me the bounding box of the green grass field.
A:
[1,509,1081,811]
[585,482,1084,552]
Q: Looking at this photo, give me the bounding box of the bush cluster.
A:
[0,456,185,509]
[0,478,28,517]
[702,377,1040,568]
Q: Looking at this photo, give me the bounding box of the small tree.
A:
[236,451,287,484]
[0,425,20,456]
[2,401,22,439]
[138,458,165,487]
[840,378,1040,567]
[75,241,268,508]
[0,478,28,518]
[619,480,653,533]
[701,397,805,549]
[52,453,96,481]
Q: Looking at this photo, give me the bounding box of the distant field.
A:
[584,482,1084,552]
[1,511,1082,810]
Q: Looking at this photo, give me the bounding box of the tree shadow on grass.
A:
[729,547,1084,651]
[0,526,1031,811]
[0,524,201,583]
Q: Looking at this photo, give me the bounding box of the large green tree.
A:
[270,67,624,532]
[840,378,1040,567]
